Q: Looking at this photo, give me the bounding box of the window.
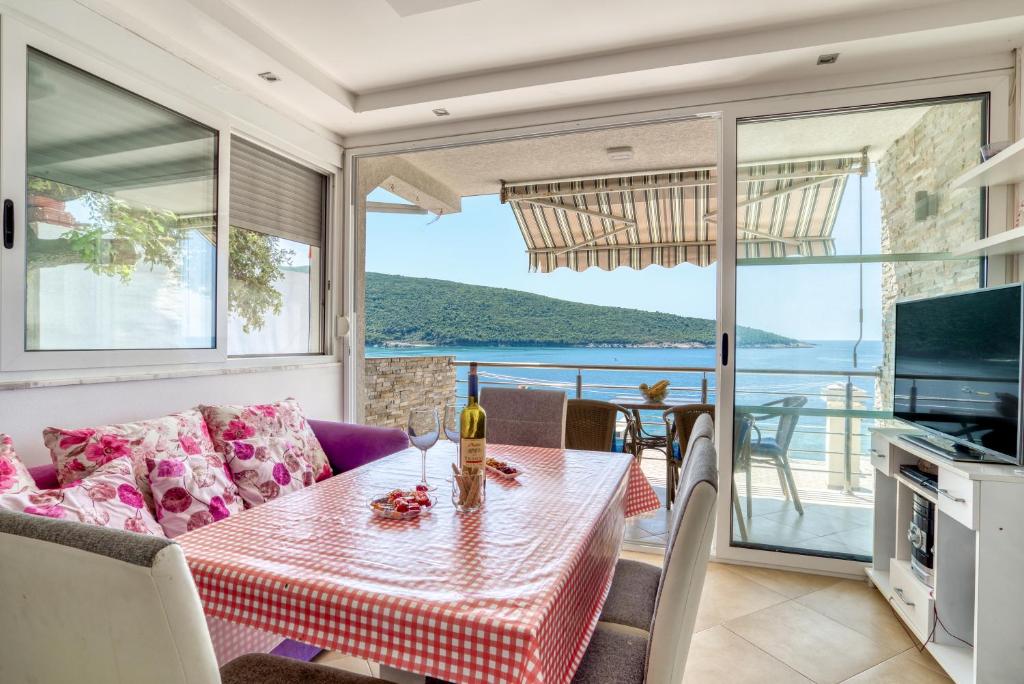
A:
[25,49,217,351]
[227,137,326,355]
[731,96,986,561]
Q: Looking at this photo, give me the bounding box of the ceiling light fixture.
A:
[258,71,281,82]
[816,53,839,66]
[432,107,450,117]
[607,146,634,161]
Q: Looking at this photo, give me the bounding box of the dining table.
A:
[178,441,661,684]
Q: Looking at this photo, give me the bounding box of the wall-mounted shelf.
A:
[952,226,1024,258]
[952,138,1024,189]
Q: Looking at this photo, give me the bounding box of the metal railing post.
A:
[844,376,853,493]
[575,369,583,399]
[700,375,709,404]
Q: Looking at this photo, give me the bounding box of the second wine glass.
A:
[407,408,440,491]
[443,403,461,444]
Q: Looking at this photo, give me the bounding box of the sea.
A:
[366,340,885,463]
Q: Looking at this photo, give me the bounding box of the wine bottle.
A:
[459,362,487,473]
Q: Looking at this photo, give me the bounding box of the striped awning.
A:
[502,153,865,273]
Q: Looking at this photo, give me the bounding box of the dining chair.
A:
[573,433,719,684]
[0,509,387,684]
[742,395,807,516]
[565,398,633,452]
[597,412,714,633]
[663,403,715,506]
[479,387,567,448]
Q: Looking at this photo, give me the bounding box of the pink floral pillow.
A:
[199,399,330,482]
[222,437,315,508]
[0,456,165,536]
[0,434,36,495]
[147,451,243,537]
[43,410,217,512]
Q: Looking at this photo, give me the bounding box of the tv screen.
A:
[894,285,1022,463]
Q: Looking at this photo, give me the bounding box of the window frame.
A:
[0,20,337,371]
[226,132,331,358]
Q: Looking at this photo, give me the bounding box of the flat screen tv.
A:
[893,284,1024,465]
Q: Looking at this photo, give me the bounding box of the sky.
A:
[365,171,885,343]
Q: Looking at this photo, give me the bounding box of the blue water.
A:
[366,341,884,463]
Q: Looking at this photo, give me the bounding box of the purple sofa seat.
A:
[309,419,409,474]
[24,418,409,664]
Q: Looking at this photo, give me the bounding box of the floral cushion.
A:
[147,450,244,538]
[0,456,165,536]
[199,399,330,482]
[43,410,218,513]
[222,437,315,507]
[0,434,36,495]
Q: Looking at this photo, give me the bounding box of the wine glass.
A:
[407,408,439,491]
[443,403,461,444]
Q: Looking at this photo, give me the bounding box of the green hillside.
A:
[364,272,802,348]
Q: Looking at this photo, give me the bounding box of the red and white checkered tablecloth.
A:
[179,443,660,683]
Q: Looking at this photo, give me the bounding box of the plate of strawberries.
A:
[368,486,435,520]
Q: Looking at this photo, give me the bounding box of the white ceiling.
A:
[79,0,1024,140]
[386,103,935,199]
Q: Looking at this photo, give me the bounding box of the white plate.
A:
[486,463,522,480]
[367,491,436,520]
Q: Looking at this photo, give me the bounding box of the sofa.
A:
[22,418,410,664]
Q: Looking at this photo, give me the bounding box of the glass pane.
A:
[227,228,322,355]
[26,49,217,351]
[733,97,986,560]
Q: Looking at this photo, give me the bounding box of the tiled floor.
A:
[627,451,874,558]
[314,554,951,683]
[625,552,952,684]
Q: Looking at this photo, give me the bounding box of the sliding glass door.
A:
[730,97,988,560]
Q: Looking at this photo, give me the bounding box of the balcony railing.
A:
[452,360,887,494]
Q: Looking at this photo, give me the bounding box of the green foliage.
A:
[228,228,293,334]
[365,272,800,347]
[26,177,292,334]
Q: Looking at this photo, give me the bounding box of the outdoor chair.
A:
[479,387,567,448]
[739,395,807,517]
[0,509,387,684]
[663,404,714,507]
[565,399,634,452]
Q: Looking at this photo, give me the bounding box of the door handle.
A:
[3,199,12,249]
[938,488,966,504]
[894,587,915,607]
[722,333,729,366]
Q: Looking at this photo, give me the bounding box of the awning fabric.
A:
[502,154,864,273]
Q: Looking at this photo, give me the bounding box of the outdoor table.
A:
[612,396,694,411]
[178,442,661,684]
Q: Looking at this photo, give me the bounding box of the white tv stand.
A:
[868,427,1024,683]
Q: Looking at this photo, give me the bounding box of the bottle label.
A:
[461,438,486,472]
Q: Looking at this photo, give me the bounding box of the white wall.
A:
[0,1,346,461]
[1,364,343,467]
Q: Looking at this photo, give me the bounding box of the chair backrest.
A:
[733,412,755,467]
[565,399,625,452]
[665,404,715,456]
[685,412,715,456]
[646,436,719,684]
[775,396,808,452]
[480,387,567,448]
[0,510,220,684]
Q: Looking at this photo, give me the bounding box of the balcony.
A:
[448,359,882,560]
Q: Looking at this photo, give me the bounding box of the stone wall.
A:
[876,101,984,405]
[363,355,456,428]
